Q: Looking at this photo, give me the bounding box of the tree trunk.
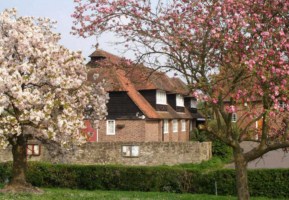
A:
[233,147,250,200]
[10,134,28,186]
[0,134,43,194]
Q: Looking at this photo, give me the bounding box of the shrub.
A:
[0,162,12,183]
[211,139,232,162]
[191,128,232,161]
[1,162,289,198]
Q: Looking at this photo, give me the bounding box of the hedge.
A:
[0,162,289,198]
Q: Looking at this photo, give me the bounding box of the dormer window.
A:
[176,94,184,107]
[156,90,167,105]
[191,99,197,108]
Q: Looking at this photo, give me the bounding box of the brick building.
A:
[85,49,200,142]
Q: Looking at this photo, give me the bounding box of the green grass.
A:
[0,188,282,200]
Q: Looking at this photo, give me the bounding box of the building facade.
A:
[85,49,199,142]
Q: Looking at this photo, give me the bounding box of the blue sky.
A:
[0,0,124,61]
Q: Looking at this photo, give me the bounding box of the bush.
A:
[177,157,224,171]
[211,139,232,162]
[191,128,232,161]
[25,163,201,193]
[0,162,12,183]
[1,162,289,198]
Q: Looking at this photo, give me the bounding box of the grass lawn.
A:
[0,188,282,200]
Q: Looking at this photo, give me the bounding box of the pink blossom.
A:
[261,31,270,37]
[225,105,236,113]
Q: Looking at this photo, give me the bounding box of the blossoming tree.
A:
[72,0,289,199]
[0,9,108,193]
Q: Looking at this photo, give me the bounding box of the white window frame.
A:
[106,120,116,135]
[156,90,167,105]
[191,99,197,108]
[163,120,169,134]
[173,119,178,133]
[232,113,237,123]
[181,120,186,132]
[176,94,184,107]
[122,145,140,157]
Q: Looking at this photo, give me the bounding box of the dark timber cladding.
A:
[185,98,197,113]
[107,91,144,119]
[167,94,176,110]
[139,90,156,108]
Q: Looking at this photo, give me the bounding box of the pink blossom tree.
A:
[72,0,289,199]
[0,9,108,193]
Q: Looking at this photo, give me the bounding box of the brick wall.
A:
[98,119,192,142]
[0,142,211,166]
[178,120,189,142]
[145,120,161,141]
[170,120,180,142]
[98,119,146,142]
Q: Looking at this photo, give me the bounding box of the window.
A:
[176,94,184,107]
[156,90,167,105]
[106,120,115,135]
[163,120,169,134]
[191,99,197,108]
[181,120,186,132]
[27,144,40,156]
[122,145,140,157]
[173,119,178,132]
[232,113,237,122]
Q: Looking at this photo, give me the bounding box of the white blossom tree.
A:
[0,9,108,193]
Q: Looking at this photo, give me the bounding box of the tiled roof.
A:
[88,49,189,94]
[87,49,194,119]
[169,77,190,95]
[157,105,193,119]
[87,66,126,92]
[88,49,121,65]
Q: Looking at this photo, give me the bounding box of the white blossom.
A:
[0,9,108,148]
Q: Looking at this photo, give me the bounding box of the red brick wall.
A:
[171,120,179,142]
[145,120,161,141]
[98,119,191,142]
[223,102,285,140]
[162,120,170,142]
[98,120,146,142]
[178,120,190,142]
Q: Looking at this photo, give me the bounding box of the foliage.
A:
[72,0,289,198]
[0,162,10,183]
[191,128,232,162]
[0,8,108,189]
[191,129,208,142]
[211,139,232,162]
[0,8,108,148]
[177,157,225,172]
[1,162,289,198]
